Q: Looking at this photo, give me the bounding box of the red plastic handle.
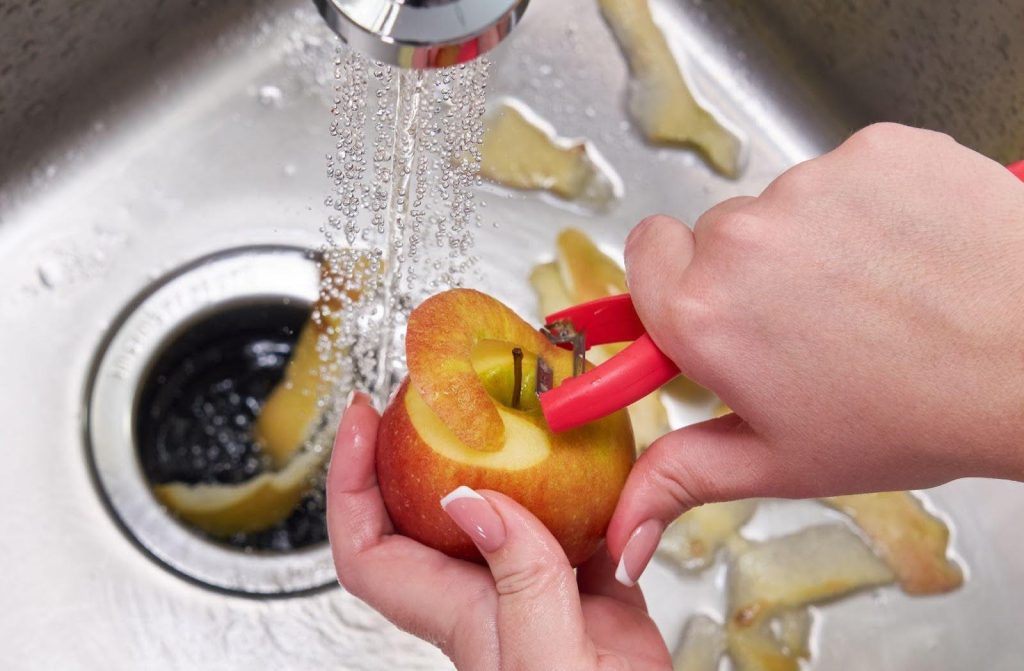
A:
[541,293,680,432]
[539,333,679,433]
[1009,160,1024,181]
[546,294,646,348]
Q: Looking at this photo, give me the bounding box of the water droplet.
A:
[257,84,283,107]
[37,258,63,288]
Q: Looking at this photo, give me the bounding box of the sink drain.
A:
[85,246,337,596]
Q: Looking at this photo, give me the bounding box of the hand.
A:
[607,123,1024,586]
[327,393,671,670]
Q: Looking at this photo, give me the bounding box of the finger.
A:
[327,395,496,662]
[692,195,757,241]
[606,414,786,586]
[624,213,695,309]
[327,392,391,548]
[624,214,702,376]
[576,544,647,610]
[441,487,597,670]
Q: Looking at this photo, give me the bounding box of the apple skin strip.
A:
[728,524,894,628]
[480,102,618,208]
[598,0,741,177]
[659,500,758,571]
[823,491,964,595]
[153,449,327,537]
[673,614,726,671]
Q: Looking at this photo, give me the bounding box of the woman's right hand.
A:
[606,123,1024,586]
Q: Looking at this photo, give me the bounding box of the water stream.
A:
[319,49,490,410]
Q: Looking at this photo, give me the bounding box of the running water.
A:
[315,48,490,415]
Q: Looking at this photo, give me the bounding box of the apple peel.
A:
[774,608,812,660]
[822,491,963,595]
[480,102,618,207]
[404,379,551,471]
[407,288,574,452]
[598,0,741,177]
[728,524,894,628]
[726,620,799,671]
[153,448,327,537]
[673,614,726,671]
[254,253,371,467]
[555,228,628,304]
[659,499,758,571]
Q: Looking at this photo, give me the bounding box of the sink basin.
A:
[1,0,1021,668]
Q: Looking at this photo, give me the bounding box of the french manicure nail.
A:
[615,519,664,587]
[440,485,506,554]
[347,390,373,410]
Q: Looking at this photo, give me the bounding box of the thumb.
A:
[606,414,786,586]
[440,487,596,670]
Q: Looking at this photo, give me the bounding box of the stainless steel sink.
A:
[1,0,1021,668]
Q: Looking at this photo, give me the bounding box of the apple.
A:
[376,289,635,566]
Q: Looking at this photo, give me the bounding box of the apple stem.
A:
[511,347,524,409]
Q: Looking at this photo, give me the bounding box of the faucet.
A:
[314,0,530,69]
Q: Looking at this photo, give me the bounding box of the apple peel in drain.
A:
[156,256,371,537]
[378,288,636,566]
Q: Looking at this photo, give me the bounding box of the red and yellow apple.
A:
[376,288,635,566]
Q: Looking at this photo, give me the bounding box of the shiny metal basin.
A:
[1,0,1021,668]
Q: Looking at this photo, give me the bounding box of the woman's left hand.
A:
[327,392,671,670]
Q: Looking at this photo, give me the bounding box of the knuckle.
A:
[768,160,819,200]
[335,566,367,598]
[655,275,722,377]
[848,121,907,148]
[493,558,561,599]
[845,122,951,154]
[709,211,764,247]
[666,289,712,340]
[644,439,720,511]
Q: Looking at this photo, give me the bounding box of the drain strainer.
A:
[85,246,337,596]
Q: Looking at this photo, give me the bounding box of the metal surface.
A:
[86,246,335,596]
[1,0,1022,668]
[540,319,586,377]
[313,0,529,68]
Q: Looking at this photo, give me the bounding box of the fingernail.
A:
[625,214,661,253]
[615,519,664,587]
[440,486,506,554]
[346,390,371,410]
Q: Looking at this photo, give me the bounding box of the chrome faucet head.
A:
[314,0,530,69]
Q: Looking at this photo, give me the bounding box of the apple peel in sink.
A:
[480,101,620,209]
[378,288,635,566]
[598,0,742,177]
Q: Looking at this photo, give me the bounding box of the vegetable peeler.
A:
[538,161,1024,434]
[537,293,679,433]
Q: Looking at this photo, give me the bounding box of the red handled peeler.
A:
[539,161,1024,434]
[537,293,679,433]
